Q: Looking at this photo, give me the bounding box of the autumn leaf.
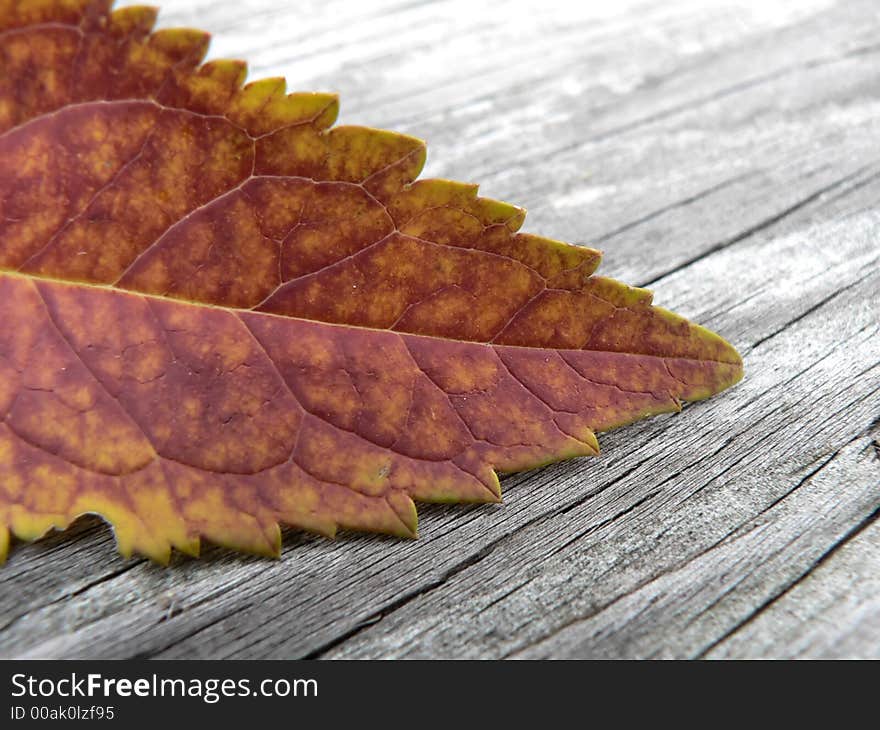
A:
[0,0,742,564]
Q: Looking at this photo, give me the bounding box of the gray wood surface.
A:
[1,0,878,659]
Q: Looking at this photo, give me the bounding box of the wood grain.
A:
[1,0,878,659]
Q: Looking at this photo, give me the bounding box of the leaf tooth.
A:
[324,125,428,190]
[82,509,169,565]
[107,4,157,39]
[517,233,603,282]
[382,180,601,282]
[157,58,249,125]
[231,80,339,136]
[311,487,418,540]
[265,523,282,557]
[402,462,502,505]
[195,515,281,559]
[474,197,526,231]
[148,27,210,69]
[388,178,526,231]
[385,491,418,538]
[287,92,340,131]
[479,465,503,502]
[198,58,249,90]
[237,76,288,111]
[174,534,201,559]
[384,179,479,228]
[553,421,600,456]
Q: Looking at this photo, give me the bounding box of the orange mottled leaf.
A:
[0,0,742,563]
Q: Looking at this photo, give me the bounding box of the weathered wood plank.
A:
[1,0,878,659]
[708,505,880,659]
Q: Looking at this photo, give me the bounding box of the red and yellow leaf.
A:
[0,0,742,563]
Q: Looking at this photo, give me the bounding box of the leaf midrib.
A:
[0,268,741,365]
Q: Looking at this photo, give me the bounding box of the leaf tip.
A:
[693,323,745,392]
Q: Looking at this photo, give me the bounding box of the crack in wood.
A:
[637,168,868,289]
[696,504,880,659]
